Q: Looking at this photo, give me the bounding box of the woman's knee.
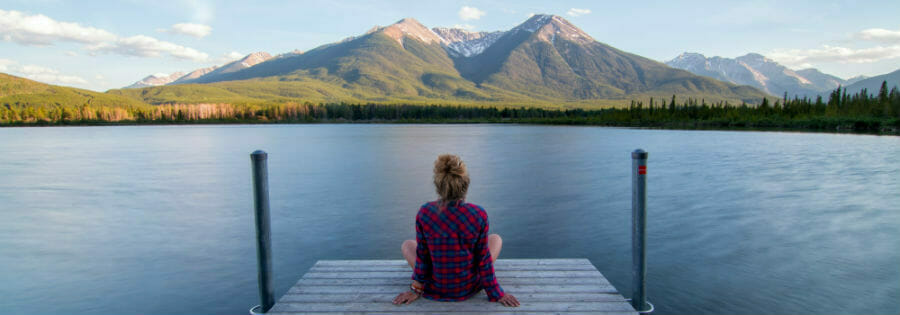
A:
[488,234,502,262]
[489,234,502,245]
[402,240,416,252]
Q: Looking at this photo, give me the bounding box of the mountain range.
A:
[665,52,876,98]
[111,15,769,106]
[838,68,900,96]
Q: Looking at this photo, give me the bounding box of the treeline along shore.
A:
[3,83,899,134]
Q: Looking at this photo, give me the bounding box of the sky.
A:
[2,0,900,91]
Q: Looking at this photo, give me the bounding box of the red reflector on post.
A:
[638,165,647,175]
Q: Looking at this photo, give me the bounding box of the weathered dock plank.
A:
[288,284,617,294]
[301,271,608,279]
[309,264,598,272]
[295,277,612,286]
[279,293,626,303]
[312,259,592,266]
[267,259,637,315]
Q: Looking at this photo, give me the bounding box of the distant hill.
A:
[124,52,273,88]
[840,69,900,96]
[175,52,273,84]
[125,72,184,89]
[666,52,850,97]
[845,75,869,85]
[111,15,769,106]
[171,66,217,84]
[1,73,147,108]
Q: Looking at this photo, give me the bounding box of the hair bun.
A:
[434,154,467,177]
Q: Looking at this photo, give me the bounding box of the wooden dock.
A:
[266,258,638,315]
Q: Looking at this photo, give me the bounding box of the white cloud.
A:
[856,27,900,44]
[453,24,476,31]
[161,22,212,38]
[87,35,209,61]
[65,51,78,56]
[0,9,209,62]
[768,44,900,68]
[459,6,485,21]
[0,9,117,45]
[768,25,900,70]
[567,8,591,17]
[214,51,244,63]
[0,59,88,85]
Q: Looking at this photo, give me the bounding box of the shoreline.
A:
[2,118,897,136]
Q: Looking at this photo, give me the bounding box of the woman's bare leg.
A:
[488,234,502,262]
[401,240,417,268]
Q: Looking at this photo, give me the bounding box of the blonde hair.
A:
[433,154,469,202]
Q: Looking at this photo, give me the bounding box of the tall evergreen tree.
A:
[669,95,676,113]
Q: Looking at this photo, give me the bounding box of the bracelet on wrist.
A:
[409,283,424,295]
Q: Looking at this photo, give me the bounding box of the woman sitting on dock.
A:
[393,154,520,307]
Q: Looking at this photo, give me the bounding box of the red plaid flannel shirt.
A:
[412,200,505,301]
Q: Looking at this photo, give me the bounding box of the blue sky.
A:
[2,0,899,91]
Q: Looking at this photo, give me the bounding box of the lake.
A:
[0,124,898,315]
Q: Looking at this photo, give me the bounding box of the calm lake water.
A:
[0,124,898,315]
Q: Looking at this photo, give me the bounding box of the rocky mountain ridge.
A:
[126,52,273,87]
[125,72,185,89]
[666,52,851,97]
[432,27,504,58]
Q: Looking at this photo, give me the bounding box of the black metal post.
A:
[631,149,648,312]
[251,150,274,313]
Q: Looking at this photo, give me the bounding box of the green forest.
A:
[2,83,899,134]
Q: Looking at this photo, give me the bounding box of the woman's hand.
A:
[392,291,420,305]
[498,293,520,307]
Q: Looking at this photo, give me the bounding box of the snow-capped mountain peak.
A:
[432,28,485,43]
[376,18,447,45]
[670,52,708,65]
[533,15,593,44]
[430,14,594,58]
[432,27,504,58]
[509,14,593,44]
[514,14,553,33]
